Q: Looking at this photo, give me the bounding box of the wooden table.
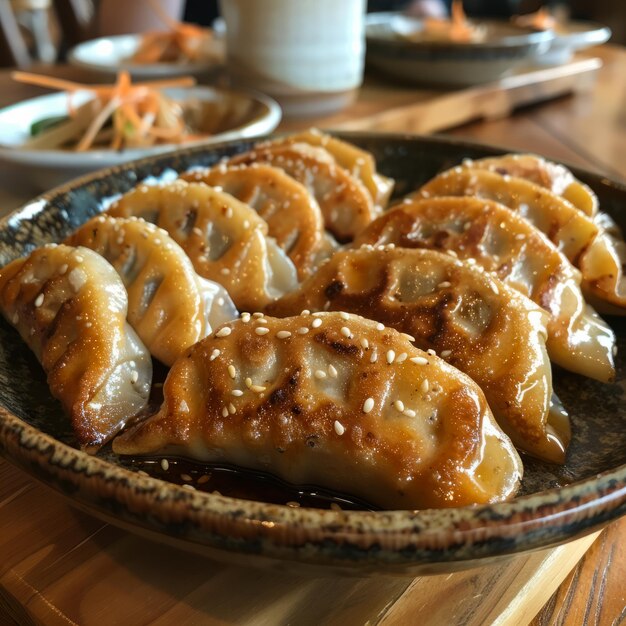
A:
[0,44,625,625]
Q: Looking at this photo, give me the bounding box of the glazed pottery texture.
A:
[0,134,624,575]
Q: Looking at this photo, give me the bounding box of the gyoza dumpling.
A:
[228,142,378,242]
[107,180,297,312]
[466,153,598,216]
[67,216,238,366]
[262,128,395,208]
[416,167,626,314]
[181,163,325,279]
[353,197,616,383]
[416,167,598,263]
[268,247,566,463]
[0,245,152,451]
[113,312,522,509]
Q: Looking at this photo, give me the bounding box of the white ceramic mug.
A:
[219,0,366,117]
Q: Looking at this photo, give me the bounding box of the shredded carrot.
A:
[12,70,200,151]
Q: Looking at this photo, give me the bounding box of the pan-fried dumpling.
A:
[416,167,599,264]
[261,128,395,208]
[181,163,325,279]
[67,216,238,366]
[0,245,152,451]
[107,180,297,312]
[466,154,598,217]
[228,142,378,242]
[113,312,522,509]
[353,197,616,383]
[267,247,566,463]
[416,167,626,314]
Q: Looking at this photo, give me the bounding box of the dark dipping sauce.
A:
[118,456,378,512]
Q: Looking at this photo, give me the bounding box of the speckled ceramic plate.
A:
[0,134,625,576]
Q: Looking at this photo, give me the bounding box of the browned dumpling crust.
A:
[354,197,616,383]
[0,245,152,451]
[417,166,626,314]
[107,180,298,312]
[466,154,598,217]
[262,128,395,209]
[113,312,523,509]
[267,247,567,463]
[181,163,325,279]
[67,216,238,366]
[228,142,378,243]
[416,167,599,264]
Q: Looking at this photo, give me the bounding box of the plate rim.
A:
[1,131,625,572]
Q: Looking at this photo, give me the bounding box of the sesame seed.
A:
[256,317,268,324]
[401,333,416,342]
[197,475,210,484]
[363,398,375,413]
[314,369,327,379]
[228,365,236,378]
[228,403,236,414]
[251,385,266,393]
[427,349,437,356]
[447,250,458,258]
[340,326,352,338]
[301,309,311,316]
[84,322,92,328]
[74,255,84,262]
[438,281,451,289]
[421,379,430,393]
[394,400,405,412]
[297,327,309,335]
[328,364,338,378]
[180,399,189,413]
[339,312,350,320]
[222,407,229,417]
[370,350,378,363]
[360,338,369,350]
[492,283,499,295]
[220,268,231,275]
[396,352,408,363]
[34,293,44,307]
[181,473,193,482]
[130,371,139,384]
[255,327,270,335]
[404,409,417,418]
[334,420,345,436]
[376,323,385,331]
[515,233,526,240]
[216,327,232,337]
[311,318,322,328]
[241,312,251,322]
[440,350,452,358]
[225,207,233,218]
[312,312,323,317]
[286,501,301,508]
[192,227,203,237]
[161,458,169,471]
[231,389,244,396]
[330,502,342,511]
[276,330,292,339]
[59,264,68,274]
[182,484,195,491]
[11,312,18,324]
[253,312,264,318]
[386,350,396,364]
[410,356,428,365]
[210,348,221,360]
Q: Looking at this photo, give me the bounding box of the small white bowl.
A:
[68,33,225,79]
[0,86,281,191]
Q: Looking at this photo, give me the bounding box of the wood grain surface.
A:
[0,44,625,626]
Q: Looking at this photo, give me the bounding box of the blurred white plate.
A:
[0,86,281,192]
[536,21,611,65]
[68,33,225,79]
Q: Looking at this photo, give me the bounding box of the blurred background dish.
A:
[0,85,281,190]
[68,32,224,78]
[365,12,554,86]
[534,20,611,65]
